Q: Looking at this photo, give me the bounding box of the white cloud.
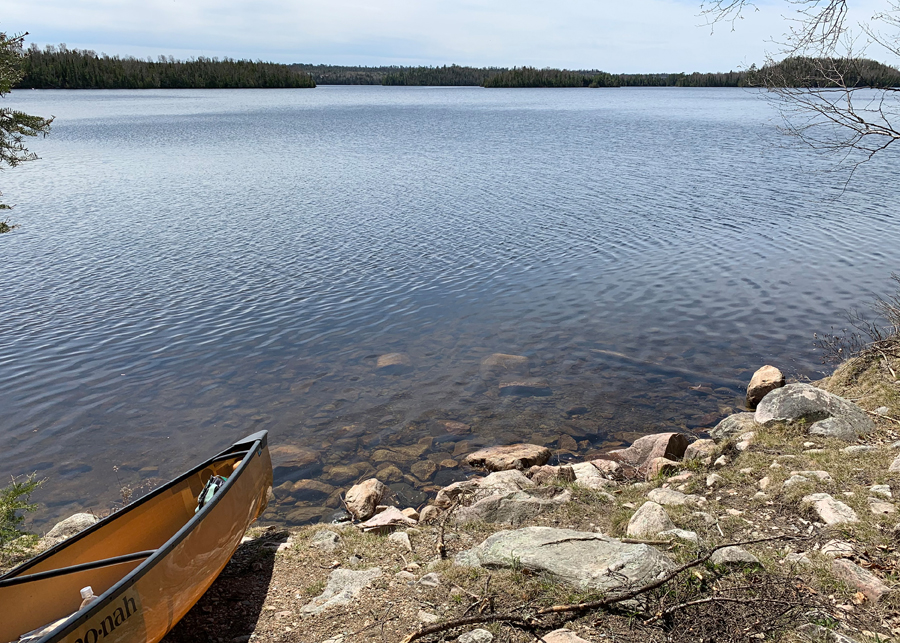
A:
[1,0,893,72]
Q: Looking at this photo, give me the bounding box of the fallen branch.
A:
[537,534,800,616]
[878,349,898,380]
[436,497,461,559]
[399,533,804,642]
[400,614,535,643]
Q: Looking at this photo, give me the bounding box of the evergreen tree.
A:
[0,32,53,232]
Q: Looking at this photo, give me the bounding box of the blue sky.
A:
[0,0,886,72]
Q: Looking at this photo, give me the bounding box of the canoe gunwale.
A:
[2,430,268,643]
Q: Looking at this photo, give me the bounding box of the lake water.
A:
[2,86,899,527]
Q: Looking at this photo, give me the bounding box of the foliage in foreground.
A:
[815,272,900,364]
[1,30,53,224]
[0,473,44,549]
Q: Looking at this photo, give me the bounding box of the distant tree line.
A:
[17,45,315,89]
[295,59,899,88]
[482,68,620,87]
[13,47,900,90]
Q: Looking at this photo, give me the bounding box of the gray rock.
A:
[783,475,811,489]
[790,470,832,482]
[754,383,875,440]
[388,531,412,551]
[841,445,877,455]
[802,493,859,525]
[418,572,441,587]
[658,528,700,544]
[455,488,572,525]
[45,513,98,540]
[455,526,674,592]
[542,631,593,643]
[647,488,705,507]
[310,530,342,553]
[710,546,761,569]
[570,462,615,490]
[798,624,860,643]
[820,540,853,558]
[301,567,382,615]
[626,501,675,538]
[890,453,900,472]
[683,439,716,463]
[709,413,760,443]
[868,498,896,515]
[870,484,892,499]
[458,629,494,643]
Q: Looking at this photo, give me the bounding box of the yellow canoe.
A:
[0,431,273,643]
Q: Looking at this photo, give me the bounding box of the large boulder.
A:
[709,413,760,443]
[746,365,785,409]
[45,513,97,541]
[755,383,874,440]
[465,444,551,471]
[345,478,386,521]
[455,526,674,592]
[607,433,689,471]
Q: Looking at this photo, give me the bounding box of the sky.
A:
[0,0,890,73]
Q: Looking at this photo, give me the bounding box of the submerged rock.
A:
[465,444,551,471]
[375,353,413,374]
[498,378,552,397]
[455,526,674,592]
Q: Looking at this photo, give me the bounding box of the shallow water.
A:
[2,86,899,526]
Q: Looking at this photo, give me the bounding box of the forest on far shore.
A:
[13,46,900,89]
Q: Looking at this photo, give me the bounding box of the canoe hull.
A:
[0,432,272,643]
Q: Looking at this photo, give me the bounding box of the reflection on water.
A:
[1,86,899,527]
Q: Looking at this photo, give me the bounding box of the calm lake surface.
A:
[2,86,899,527]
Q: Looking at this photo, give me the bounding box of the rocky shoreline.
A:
[21,359,900,642]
